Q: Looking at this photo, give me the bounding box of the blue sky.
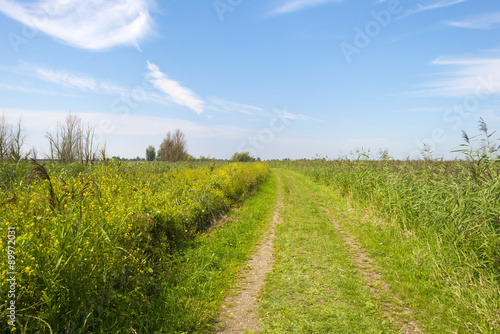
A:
[0,0,499,160]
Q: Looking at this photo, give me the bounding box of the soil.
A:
[215,177,283,333]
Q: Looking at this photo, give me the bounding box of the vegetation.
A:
[157,128,189,162]
[230,151,256,162]
[145,145,156,161]
[45,113,100,163]
[270,120,500,333]
[260,170,400,333]
[0,160,269,333]
[0,114,28,161]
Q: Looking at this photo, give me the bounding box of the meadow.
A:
[269,127,500,332]
[1,122,499,333]
[0,160,269,333]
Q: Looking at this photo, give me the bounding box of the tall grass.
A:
[274,121,500,331]
[0,160,268,333]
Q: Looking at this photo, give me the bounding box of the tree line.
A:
[0,112,259,163]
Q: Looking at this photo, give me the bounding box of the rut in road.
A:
[216,175,283,333]
[298,174,423,334]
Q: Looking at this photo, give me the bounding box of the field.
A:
[1,141,500,333]
[266,160,500,333]
[0,160,269,333]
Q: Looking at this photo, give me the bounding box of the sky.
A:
[0,0,499,160]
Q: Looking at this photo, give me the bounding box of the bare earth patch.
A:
[215,177,283,333]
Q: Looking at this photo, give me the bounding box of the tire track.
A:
[293,172,423,334]
[216,174,283,333]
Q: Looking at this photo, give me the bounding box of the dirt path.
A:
[215,176,283,333]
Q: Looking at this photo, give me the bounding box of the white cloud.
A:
[2,62,173,105]
[268,0,343,16]
[33,66,97,91]
[277,108,323,121]
[146,61,205,115]
[446,12,500,30]
[399,0,465,19]
[0,0,154,50]
[0,82,70,96]
[410,57,500,97]
[208,98,264,115]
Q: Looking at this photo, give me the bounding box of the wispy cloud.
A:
[33,66,97,91]
[446,12,500,30]
[399,0,465,19]
[0,82,71,96]
[0,0,154,50]
[268,0,343,16]
[146,62,205,115]
[276,108,323,121]
[3,62,171,105]
[207,98,265,115]
[409,57,500,97]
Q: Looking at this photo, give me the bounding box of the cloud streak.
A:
[399,0,465,19]
[446,12,500,30]
[146,62,205,115]
[207,98,265,115]
[0,0,154,50]
[409,57,500,97]
[3,62,172,106]
[268,0,343,16]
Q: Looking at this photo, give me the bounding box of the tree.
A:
[146,145,156,161]
[0,114,27,161]
[230,152,256,162]
[45,113,100,163]
[9,118,26,161]
[158,128,188,162]
[0,114,11,159]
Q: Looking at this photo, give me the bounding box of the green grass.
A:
[270,163,500,333]
[0,161,271,333]
[259,169,399,333]
[139,169,279,333]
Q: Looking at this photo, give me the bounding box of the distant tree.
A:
[158,128,188,162]
[0,114,27,161]
[0,114,9,159]
[9,118,26,161]
[156,149,163,161]
[230,152,256,162]
[185,153,197,161]
[146,145,156,161]
[45,113,100,163]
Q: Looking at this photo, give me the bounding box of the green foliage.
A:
[230,152,256,162]
[158,128,189,162]
[145,145,156,161]
[270,121,500,333]
[261,170,398,333]
[0,160,269,332]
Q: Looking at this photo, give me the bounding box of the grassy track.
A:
[259,169,404,333]
[152,169,279,333]
[257,168,498,333]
